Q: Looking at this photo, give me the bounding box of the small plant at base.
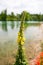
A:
[40,42,43,65]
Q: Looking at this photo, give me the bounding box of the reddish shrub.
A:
[30,52,43,65]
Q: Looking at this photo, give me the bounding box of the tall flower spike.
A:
[14,11,28,65]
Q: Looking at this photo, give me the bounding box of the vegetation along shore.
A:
[0,10,43,21]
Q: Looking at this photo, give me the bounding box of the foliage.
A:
[0,10,43,21]
[0,10,7,21]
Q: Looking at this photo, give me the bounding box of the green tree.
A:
[10,12,15,21]
[1,10,7,21]
[16,14,21,21]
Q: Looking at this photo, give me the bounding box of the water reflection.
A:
[1,21,41,32]
[2,21,7,31]
[16,22,20,28]
[24,22,41,30]
[11,21,15,29]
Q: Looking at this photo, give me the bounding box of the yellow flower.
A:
[21,41,24,45]
[21,37,25,42]
[22,47,25,50]
[17,36,21,43]
[23,37,25,41]
[19,37,21,40]
[18,32,20,36]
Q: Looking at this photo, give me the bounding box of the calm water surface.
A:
[0,21,43,65]
[0,21,43,43]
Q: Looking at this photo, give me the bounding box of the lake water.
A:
[0,21,43,65]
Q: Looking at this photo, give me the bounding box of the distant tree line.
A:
[0,10,7,21]
[0,10,43,21]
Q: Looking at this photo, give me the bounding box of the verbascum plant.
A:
[14,11,28,65]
